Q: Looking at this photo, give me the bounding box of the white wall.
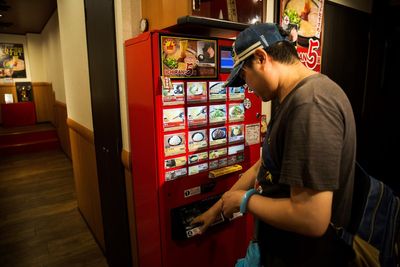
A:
[0,34,32,82]
[26,33,45,82]
[57,0,93,130]
[41,11,66,103]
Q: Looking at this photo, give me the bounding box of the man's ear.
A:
[253,48,268,64]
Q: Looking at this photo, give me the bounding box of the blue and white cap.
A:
[224,23,286,87]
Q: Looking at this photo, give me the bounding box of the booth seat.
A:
[1,102,36,127]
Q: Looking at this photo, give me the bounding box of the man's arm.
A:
[191,159,262,233]
[222,186,333,237]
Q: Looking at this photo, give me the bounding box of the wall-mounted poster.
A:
[280,0,324,72]
[0,43,27,79]
[160,35,217,79]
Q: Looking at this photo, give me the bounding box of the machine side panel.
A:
[125,32,163,267]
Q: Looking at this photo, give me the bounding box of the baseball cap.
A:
[224,23,286,88]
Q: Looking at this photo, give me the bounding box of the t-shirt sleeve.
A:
[279,102,344,191]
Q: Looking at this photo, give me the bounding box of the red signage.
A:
[280,0,325,71]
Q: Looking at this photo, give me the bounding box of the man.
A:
[192,23,356,266]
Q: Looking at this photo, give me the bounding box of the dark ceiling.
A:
[0,0,57,35]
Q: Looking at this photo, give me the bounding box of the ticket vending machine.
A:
[125,30,262,267]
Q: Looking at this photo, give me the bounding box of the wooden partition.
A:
[67,118,105,251]
[55,101,71,159]
[32,83,55,124]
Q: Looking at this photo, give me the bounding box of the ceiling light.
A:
[0,14,3,18]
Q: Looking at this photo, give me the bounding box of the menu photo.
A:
[209,81,226,102]
[228,124,245,143]
[209,160,219,170]
[188,162,208,176]
[187,106,207,128]
[188,151,208,165]
[209,147,227,160]
[165,155,187,170]
[229,85,246,100]
[218,157,228,168]
[186,81,207,103]
[228,154,244,165]
[228,144,245,155]
[228,103,245,123]
[188,129,208,152]
[162,82,185,106]
[165,167,188,182]
[163,108,185,131]
[164,133,186,157]
[209,104,227,125]
[209,126,227,147]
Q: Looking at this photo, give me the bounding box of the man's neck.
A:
[277,61,316,103]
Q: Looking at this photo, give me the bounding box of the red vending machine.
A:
[125,30,262,267]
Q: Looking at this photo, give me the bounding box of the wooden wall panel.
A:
[121,149,138,267]
[67,118,105,251]
[55,101,71,159]
[0,84,17,124]
[32,82,55,123]
[142,0,190,30]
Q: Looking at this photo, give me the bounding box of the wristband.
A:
[240,189,259,214]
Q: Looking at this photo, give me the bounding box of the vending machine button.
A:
[243,98,252,109]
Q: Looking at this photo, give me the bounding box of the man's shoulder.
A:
[293,73,347,104]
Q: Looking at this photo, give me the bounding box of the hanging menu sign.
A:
[280,0,324,72]
[160,36,217,78]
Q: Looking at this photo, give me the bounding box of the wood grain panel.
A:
[121,149,138,267]
[67,118,105,251]
[32,82,55,123]
[142,0,190,30]
[55,101,71,159]
[0,84,17,124]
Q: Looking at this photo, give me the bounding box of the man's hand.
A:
[190,201,222,234]
[221,190,246,218]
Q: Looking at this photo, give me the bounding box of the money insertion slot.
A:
[208,164,243,178]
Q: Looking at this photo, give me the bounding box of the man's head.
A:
[224,23,299,88]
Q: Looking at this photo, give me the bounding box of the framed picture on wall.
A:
[0,43,27,79]
[16,82,33,102]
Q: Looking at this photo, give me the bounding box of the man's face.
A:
[240,63,271,102]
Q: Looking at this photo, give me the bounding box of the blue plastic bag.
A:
[235,240,262,267]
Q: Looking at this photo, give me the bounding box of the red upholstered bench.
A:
[1,102,36,127]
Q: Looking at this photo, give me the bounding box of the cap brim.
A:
[223,61,246,88]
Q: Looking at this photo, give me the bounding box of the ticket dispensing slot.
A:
[171,195,225,240]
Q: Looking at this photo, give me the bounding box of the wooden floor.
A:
[0,149,108,267]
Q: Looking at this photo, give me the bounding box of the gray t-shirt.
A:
[257,73,356,266]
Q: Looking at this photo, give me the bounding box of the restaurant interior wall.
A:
[26,33,45,82]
